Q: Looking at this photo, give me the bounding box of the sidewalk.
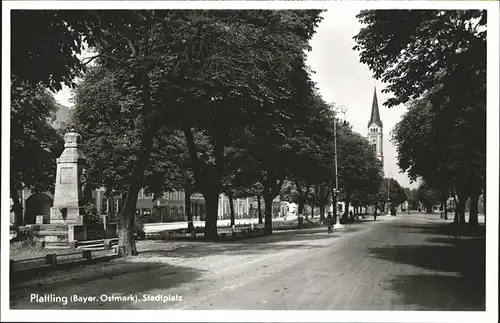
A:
[144,217,293,233]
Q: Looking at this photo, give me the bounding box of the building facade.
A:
[10,187,288,226]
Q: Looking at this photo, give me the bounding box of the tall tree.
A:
[335,124,384,220]
[10,81,63,226]
[73,10,324,247]
[356,10,486,227]
[417,182,441,213]
[73,58,186,256]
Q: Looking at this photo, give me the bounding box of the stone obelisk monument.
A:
[50,129,86,227]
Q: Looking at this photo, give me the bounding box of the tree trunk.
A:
[10,187,23,227]
[319,202,325,222]
[457,193,467,225]
[117,126,156,257]
[229,193,235,227]
[311,201,315,218]
[182,119,224,241]
[295,180,310,215]
[468,191,480,228]
[257,195,263,224]
[442,199,448,220]
[263,194,273,235]
[117,182,141,257]
[203,191,219,240]
[298,197,306,215]
[344,193,350,220]
[185,191,193,232]
[453,195,459,223]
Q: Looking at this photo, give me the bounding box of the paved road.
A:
[10,213,485,310]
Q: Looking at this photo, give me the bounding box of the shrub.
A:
[12,225,40,247]
[83,202,101,223]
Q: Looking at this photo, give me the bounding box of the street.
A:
[10,213,485,310]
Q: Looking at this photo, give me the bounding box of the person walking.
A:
[327,212,333,234]
[373,209,378,221]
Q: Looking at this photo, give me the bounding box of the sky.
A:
[53,9,418,189]
[305,9,417,189]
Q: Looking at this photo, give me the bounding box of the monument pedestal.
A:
[37,130,115,248]
[49,207,84,225]
[36,130,88,247]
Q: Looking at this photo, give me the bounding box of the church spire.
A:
[368,87,383,128]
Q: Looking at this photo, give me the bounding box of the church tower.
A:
[367,87,384,167]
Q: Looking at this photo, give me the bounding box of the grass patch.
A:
[10,239,76,261]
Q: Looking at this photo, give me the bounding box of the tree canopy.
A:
[10,80,63,224]
[355,9,486,226]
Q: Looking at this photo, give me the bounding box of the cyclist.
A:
[327,212,333,234]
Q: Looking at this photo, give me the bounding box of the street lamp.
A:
[387,172,392,215]
[332,104,347,229]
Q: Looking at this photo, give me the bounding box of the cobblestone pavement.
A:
[10,213,485,310]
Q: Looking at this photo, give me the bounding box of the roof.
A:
[368,87,383,128]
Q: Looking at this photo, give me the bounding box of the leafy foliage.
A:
[73,66,185,197]
[10,81,63,219]
[11,10,99,91]
[417,182,441,212]
[355,10,486,225]
[82,201,100,223]
[353,10,486,108]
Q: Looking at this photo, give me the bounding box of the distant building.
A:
[366,87,384,214]
[367,87,384,167]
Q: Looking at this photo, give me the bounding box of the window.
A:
[104,199,109,213]
[115,199,120,213]
[371,143,377,152]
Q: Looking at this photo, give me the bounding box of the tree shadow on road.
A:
[387,273,485,310]
[368,241,485,276]
[139,223,368,259]
[368,230,485,310]
[393,223,485,237]
[140,235,337,259]
[10,260,204,309]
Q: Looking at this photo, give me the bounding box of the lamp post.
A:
[331,104,347,229]
[387,172,392,215]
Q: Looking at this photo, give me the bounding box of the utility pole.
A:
[332,104,347,229]
[387,173,392,215]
